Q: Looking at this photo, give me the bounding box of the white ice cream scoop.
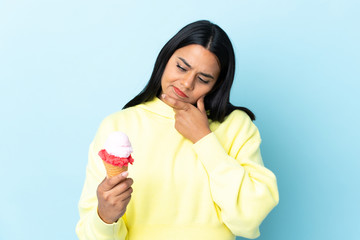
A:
[103,131,133,158]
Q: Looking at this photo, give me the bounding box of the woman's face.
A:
[160,44,221,105]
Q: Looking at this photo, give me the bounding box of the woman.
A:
[76,20,279,240]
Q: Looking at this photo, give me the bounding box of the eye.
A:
[198,77,210,84]
[176,63,186,72]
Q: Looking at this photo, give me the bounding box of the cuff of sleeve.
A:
[91,209,123,239]
[193,132,238,173]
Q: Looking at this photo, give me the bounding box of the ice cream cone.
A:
[99,131,134,177]
[103,161,128,177]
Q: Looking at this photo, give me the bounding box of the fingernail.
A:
[121,171,128,177]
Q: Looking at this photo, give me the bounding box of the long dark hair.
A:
[123,20,255,122]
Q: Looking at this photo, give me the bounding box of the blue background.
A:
[1,0,359,239]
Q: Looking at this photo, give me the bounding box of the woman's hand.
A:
[97,172,133,224]
[161,94,211,143]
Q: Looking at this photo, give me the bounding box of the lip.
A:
[173,86,188,98]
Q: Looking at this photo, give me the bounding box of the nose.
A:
[180,73,195,90]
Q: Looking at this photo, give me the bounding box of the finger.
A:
[122,194,132,203]
[162,94,190,110]
[110,178,134,197]
[197,96,206,114]
[103,171,129,191]
[120,187,133,202]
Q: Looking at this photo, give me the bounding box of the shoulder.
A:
[222,110,255,129]
[224,109,253,123]
[92,106,145,152]
[217,109,261,142]
[94,106,141,142]
[100,105,143,127]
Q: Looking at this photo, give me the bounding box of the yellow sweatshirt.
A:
[76,97,279,240]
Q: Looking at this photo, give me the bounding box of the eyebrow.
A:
[178,57,215,79]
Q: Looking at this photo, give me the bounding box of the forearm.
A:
[193,132,279,238]
[76,142,129,240]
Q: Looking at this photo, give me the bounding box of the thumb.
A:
[197,96,206,114]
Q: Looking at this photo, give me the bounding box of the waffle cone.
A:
[103,161,128,177]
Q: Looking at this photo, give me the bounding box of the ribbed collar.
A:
[138,97,175,119]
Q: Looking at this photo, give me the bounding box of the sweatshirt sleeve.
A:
[192,114,279,239]
[76,117,129,240]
